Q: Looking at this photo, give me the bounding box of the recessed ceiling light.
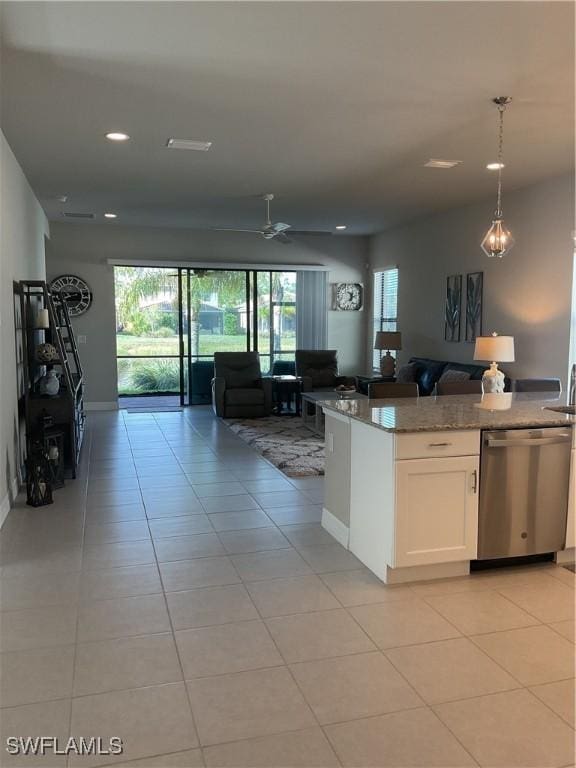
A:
[424,159,462,169]
[166,138,212,151]
[486,162,505,170]
[56,195,68,203]
[335,225,347,230]
[105,132,130,142]
[104,212,117,219]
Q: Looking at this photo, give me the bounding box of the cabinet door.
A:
[566,448,576,550]
[395,456,479,567]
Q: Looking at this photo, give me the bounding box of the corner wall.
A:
[369,174,574,387]
[46,224,369,407]
[0,132,48,523]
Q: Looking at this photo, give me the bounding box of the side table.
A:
[272,375,303,416]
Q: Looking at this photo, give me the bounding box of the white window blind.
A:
[372,268,399,371]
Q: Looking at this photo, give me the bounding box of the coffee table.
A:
[301,391,367,434]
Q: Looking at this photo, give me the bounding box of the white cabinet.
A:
[566,448,576,550]
[347,424,480,582]
[323,411,352,545]
[394,456,479,567]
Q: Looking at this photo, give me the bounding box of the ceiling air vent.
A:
[424,159,462,169]
[63,212,95,219]
[166,138,212,151]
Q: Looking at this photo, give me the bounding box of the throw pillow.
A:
[396,364,416,383]
[438,369,471,384]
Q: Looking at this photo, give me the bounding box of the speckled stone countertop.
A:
[320,393,576,433]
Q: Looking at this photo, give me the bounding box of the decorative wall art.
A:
[465,271,484,342]
[332,283,363,311]
[444,274,462,342]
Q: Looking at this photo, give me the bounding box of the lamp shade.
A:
[374,331,402,351]
[474,334,515,363]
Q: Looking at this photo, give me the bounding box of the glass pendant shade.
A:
[481,216,515,258]
[482,97,513,258]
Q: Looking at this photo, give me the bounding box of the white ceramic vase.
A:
[41,370,60,396]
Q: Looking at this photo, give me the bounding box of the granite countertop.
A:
[320,392,576,433]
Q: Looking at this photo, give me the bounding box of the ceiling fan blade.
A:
[270,222,291,233]
[209,227,264,234]
[289,230,333,236]
[275,232,292,244]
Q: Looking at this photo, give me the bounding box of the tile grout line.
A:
[144,412,213,764]
[66,422,96,768]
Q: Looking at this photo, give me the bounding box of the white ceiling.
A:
[1,1,574,234]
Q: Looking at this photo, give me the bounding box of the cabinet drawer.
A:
[395,430,480,460]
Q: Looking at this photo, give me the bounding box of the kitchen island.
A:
[320,393,576,584]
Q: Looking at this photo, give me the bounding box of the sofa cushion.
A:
[214,352,262,389]
[304,367,337,388]
[438,369,471,384]
[396,363,417,383]
[225,388,265,406]
[296,350,339,388]
[409,358,446,396]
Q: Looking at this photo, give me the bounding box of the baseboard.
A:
[322,507,350,548]
[0,476,20,530]
[85,401,119,411]
[555,548,575,565]
[385,560,470,584]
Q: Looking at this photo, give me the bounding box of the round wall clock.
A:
[333,283,363,311]
[50,275,93,316]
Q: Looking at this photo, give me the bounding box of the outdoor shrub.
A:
[131,360,180,392]
[223,311,239,335]
[150,327,175,338]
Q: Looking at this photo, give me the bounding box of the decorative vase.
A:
[40,370,60,396]
[482,362,505,393]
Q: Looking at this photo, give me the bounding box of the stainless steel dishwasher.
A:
[478,427,572,559]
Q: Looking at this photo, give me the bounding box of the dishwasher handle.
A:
[485,434,572,448]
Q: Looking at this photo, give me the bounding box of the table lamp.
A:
[374,331,402,377]
[474,333,514,393]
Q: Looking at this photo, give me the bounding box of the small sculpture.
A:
[36,343,58,363]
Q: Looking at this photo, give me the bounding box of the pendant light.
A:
[481,97,514,258]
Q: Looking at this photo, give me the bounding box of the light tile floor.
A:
[0,407,574,767]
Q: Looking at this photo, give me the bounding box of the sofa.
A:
[404,357,511,396]
[295,350,355,392]
[212,352,273,418]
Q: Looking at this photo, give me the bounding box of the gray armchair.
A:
[295,349,355,392]
[212,352,272,418]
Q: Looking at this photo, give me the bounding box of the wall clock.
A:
[333,283,363,311]
[50,275,93,316]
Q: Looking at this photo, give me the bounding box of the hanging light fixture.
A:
[481,97,514,258]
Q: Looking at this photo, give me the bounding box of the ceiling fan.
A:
[210,193,332,244]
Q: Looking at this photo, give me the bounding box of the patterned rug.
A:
[224,416,325,476]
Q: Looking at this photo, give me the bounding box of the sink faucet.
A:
[570,363,576,406]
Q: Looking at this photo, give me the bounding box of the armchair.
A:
[295,349,354,392]
[212,352,272,418]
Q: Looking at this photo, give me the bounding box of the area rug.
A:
[224,417,325,476]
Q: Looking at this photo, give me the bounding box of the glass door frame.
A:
[177,267,297,407]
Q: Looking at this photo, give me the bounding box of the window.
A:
[372,268,399,371]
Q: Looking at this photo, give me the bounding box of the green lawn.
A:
[116,333,296,395]
[116,333,295,357]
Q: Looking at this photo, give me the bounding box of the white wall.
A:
[369,174,574,387]
[46,224,369,406]
[0,132,48,521]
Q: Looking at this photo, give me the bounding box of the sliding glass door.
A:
[115,267,181,405]
[115,266,297,408]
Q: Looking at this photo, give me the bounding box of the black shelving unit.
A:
[19,280,85,478]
